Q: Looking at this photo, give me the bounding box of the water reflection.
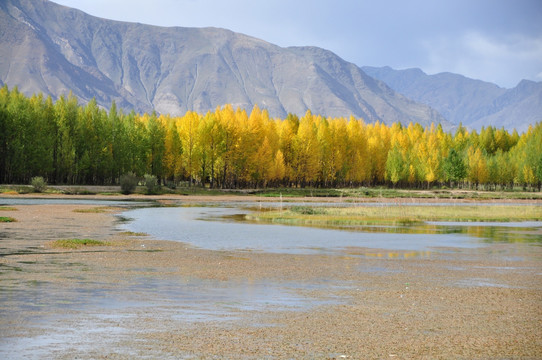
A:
[344,248,432,259]
[345,222,542,244]
[118,206,542,254]
[220,212,542,244]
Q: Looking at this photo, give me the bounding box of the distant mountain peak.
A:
[0,0,449,128]
[363,66,540,132]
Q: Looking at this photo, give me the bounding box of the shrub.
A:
[144,174,160,194]
[30,176,47,193]
[120,172,139,194]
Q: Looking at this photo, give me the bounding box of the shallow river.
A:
[1,199,541,359]
[118,204,542,254]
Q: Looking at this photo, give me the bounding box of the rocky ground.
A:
[0,197,541,359]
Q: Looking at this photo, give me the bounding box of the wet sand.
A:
[0,199,541,359]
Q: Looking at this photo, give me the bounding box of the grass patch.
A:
[0,206,17,211]
[0,216,17,222]
[51,238,111,249]
[119,231,148,236]
[62,187,97,195]
[0,190,19,195]
[0,186,33,194]
[73,207,113,213]
[252,205,542,228]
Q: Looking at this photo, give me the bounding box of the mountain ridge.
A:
[362,66,541,132]
[0,0,449,128]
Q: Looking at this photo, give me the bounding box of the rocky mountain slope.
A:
[363,66,542,132]
[0,0,447,127]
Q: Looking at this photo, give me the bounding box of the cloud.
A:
[422,31,542,88]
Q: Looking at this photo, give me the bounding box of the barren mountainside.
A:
[0,0,448,127]
[362,66,542,132]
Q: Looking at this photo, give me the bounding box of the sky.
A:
[53,0,542,89]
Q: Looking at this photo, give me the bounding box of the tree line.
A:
[1,85,541,190]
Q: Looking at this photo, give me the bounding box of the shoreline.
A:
[2,191,542,204]
[0,201,541,358]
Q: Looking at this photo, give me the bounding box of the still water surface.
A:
[118,205,542,254]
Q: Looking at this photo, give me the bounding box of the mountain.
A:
[362,66,542,132]
[0,0,448,128]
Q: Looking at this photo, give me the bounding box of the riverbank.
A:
[2,183,542,202]
[0,201,541,358]
[251,204,542,229]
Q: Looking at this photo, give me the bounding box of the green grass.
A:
[51,238,111,249]
[0,206,17,211]
[251,205,542,228]
[0,186,33,194]
[62,187,97,195]
[0,216,17,222]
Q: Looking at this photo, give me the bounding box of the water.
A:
[118,206,542,253]
[2,200,540,358]
[0,276,341,359]
[0,276,336,322]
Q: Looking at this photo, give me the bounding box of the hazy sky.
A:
[53,0,542,88]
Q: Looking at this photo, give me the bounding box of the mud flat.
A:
[0,199,541,359]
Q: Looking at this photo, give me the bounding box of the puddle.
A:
[0,275,344,324]
[0,317,132,360]
[0,275,345,359]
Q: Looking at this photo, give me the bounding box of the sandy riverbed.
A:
[0,198,541,359]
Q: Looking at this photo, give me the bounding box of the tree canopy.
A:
[1,85,541,190]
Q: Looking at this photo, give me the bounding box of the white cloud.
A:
[422,32,542,88]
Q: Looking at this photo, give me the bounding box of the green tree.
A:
[54,93,79,184]
[164,118,183,184]
[145,113,166,182]
[385,145,407,186]
[442,148,467,186]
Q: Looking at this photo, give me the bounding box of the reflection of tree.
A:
[466,225,539,244]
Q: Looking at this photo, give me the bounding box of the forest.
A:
[0,85,541,190]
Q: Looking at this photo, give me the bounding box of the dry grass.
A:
[253,205,542,227]
[119,231,148,236]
